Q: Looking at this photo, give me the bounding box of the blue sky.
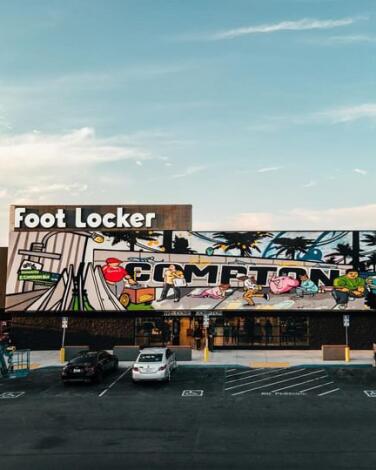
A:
[1,0,376,244]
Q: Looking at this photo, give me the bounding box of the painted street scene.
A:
[6,231,376,312]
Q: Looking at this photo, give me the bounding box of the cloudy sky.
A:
[1,0,376,245]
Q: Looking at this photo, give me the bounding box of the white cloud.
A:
[171,165,206,179]
[199,204,376,230]
[0,127,152,177]
[208,17,356,40]
[302,180,317,188]
[248,102,376,131]
[313,34,376,45]
[0,127,157,220]
[257,166,281,173]
[16,183,88,196]
[354,168,367,175]
[319,103,376,123]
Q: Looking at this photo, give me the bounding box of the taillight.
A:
[159,365,166,371]
[133,367,139,372]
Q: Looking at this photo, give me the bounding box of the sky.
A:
[1,0,376,245]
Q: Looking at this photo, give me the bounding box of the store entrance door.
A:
[135,317,193,348]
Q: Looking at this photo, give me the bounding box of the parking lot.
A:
[2,364,376,469]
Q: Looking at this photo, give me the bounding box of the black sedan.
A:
[61,350,119,384]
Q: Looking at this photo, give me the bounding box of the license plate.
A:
[73,368,81,373]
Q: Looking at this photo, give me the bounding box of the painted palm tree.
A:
[172,235,196,254]
[326,242,353,264]
[271,236,314,260]
[102,231,161,251]
[363,232,376,247]
[212,231,273,257]
[367,252,376,272]
[325,255,338,265]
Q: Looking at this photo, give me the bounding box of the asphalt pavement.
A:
[1,365,376,470]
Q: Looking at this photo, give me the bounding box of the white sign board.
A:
[182,390,204,397]
[0,392,25,399]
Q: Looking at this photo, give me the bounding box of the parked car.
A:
[132,347,177,383]
[61,350,119,384]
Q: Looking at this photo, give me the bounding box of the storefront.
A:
[7,309,376,351]
[4,205,376,350]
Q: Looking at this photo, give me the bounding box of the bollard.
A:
[345,346,350,363]
[204,346,209,362]
[59,348,65,363]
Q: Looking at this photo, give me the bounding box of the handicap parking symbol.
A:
[182,390,204,397]
[0,391,25,399]
[364,390,376,398]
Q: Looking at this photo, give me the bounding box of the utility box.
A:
[170,346,192,361]
[322,344,347,361]
[113,345,140,361]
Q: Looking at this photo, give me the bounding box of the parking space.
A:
[0,365,226,402]
[2,364,375,402]
[224,366,342,397]
[2,365,376,469]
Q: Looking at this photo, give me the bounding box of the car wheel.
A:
[96,370,104,384]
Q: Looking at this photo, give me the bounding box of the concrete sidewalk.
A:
[28,349,375,369]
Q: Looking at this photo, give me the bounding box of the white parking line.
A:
[225,368,285,384]
[98,367,132,398]
[300,381,335,393]
[226,369,237,373]
[271,375,328,393]
[226,368,265,378]
[232,370,325,396]
[318,388,340,397]
[225,368,306,391]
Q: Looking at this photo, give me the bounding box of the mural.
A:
[6,231,376,312]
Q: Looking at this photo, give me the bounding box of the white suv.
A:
[132,348,177,383]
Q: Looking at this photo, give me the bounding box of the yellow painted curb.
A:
[250,361,290,368]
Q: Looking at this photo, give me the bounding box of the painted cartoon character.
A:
[237,275,269,306]
[157,264,185,303]
[269,274,299,295]
[101,257,136,297]
[191,284,230,300]
[332,269,366,310]
[295,274,319,297]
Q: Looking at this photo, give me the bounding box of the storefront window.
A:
[213,316,309,347]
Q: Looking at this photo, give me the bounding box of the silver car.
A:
[132,348,177,383]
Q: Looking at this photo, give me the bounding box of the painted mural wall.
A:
[6,230,376,312]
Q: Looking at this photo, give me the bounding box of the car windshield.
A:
[138,354,163,363]
[70,354,97,365]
